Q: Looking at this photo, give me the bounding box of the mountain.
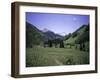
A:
[26,22,43,47]
[64,24,89,44]
[43,31,56,40]
[43,31,63,41]
[55,34,64,39]
[26,22,63,47]
[26,22,43,34]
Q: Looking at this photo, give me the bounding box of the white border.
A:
[19,5,95,74]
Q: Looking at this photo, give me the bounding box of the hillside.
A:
[43,31,63,41]
[26,22,43,48]
[64,24,89,44]
[26,22,63,47]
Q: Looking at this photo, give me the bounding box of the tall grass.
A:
[26,46,89,67]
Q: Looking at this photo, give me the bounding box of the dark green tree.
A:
[60,40,64,48]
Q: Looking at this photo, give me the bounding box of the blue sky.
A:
[26,12,89,36]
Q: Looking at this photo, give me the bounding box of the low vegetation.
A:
[26,46,89,67]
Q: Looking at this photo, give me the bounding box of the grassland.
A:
[26,46,89,67]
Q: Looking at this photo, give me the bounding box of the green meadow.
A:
[26,46,89,67]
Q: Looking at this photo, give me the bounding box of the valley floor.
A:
[26,46,89,67]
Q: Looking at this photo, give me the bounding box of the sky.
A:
[26,12,89,36]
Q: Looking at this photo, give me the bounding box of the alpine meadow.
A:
[26,12,90,67]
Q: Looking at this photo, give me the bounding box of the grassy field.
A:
[26,46,89,67]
